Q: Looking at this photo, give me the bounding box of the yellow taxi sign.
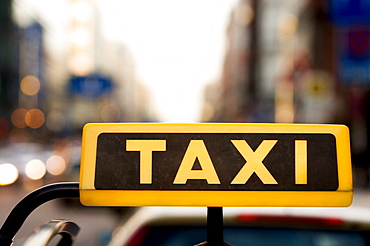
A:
[79,123,352,207]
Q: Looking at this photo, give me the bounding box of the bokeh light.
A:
[25,109,45,129]
[46,155,67,175]
[276,105,294,123]
[278,13,299,35]
[71,28,90,47]
[25,159,46,180]
[0,163,19,186]
[101,104,121,122]
[11,108,28,128]
[20,75,41,96]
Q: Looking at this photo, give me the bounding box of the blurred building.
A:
[202,0,370,186]
[0,17,46,142]
[0,0,18,141]
[203,0,253,122]
[202,0,347,124]
[63,0,154,134]
[203,0,311,123]
[0,0,155,143]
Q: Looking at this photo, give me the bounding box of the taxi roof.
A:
[108,205,370,246]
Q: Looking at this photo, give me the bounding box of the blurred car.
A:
[0,142,66,186]
[108,206,370,246]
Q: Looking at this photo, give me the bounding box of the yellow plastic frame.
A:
[79,123,353,207]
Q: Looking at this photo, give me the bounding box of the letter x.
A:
[231,140,278,184]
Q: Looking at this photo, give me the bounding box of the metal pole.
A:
[0,182,80,246]
[207,207,224,246]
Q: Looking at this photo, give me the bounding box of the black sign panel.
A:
[95,133,338,191]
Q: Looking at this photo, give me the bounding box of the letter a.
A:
[231,140,278,184]
[173,140,220,184]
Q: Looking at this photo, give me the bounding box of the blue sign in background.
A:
[329,0,370,85]
[68,73,114,98]
[329,0,370,26]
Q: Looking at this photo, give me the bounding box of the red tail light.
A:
[126,227,149,246]
[237,214,343,226]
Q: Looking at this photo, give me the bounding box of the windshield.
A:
[128,225,367,246]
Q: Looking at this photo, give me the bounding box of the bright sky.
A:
[14,0,237,122]
[98,0,237,122]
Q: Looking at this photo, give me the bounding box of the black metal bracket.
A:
[0,182,80,246]
[207,207,224,245]
[195,207,234,246]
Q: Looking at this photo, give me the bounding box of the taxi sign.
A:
[79,123,352,207]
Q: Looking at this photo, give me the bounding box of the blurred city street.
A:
[2,0,370,245]
[1,183,370,246]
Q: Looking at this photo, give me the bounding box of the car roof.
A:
[120,205,370,222]
[108,205,370,246]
